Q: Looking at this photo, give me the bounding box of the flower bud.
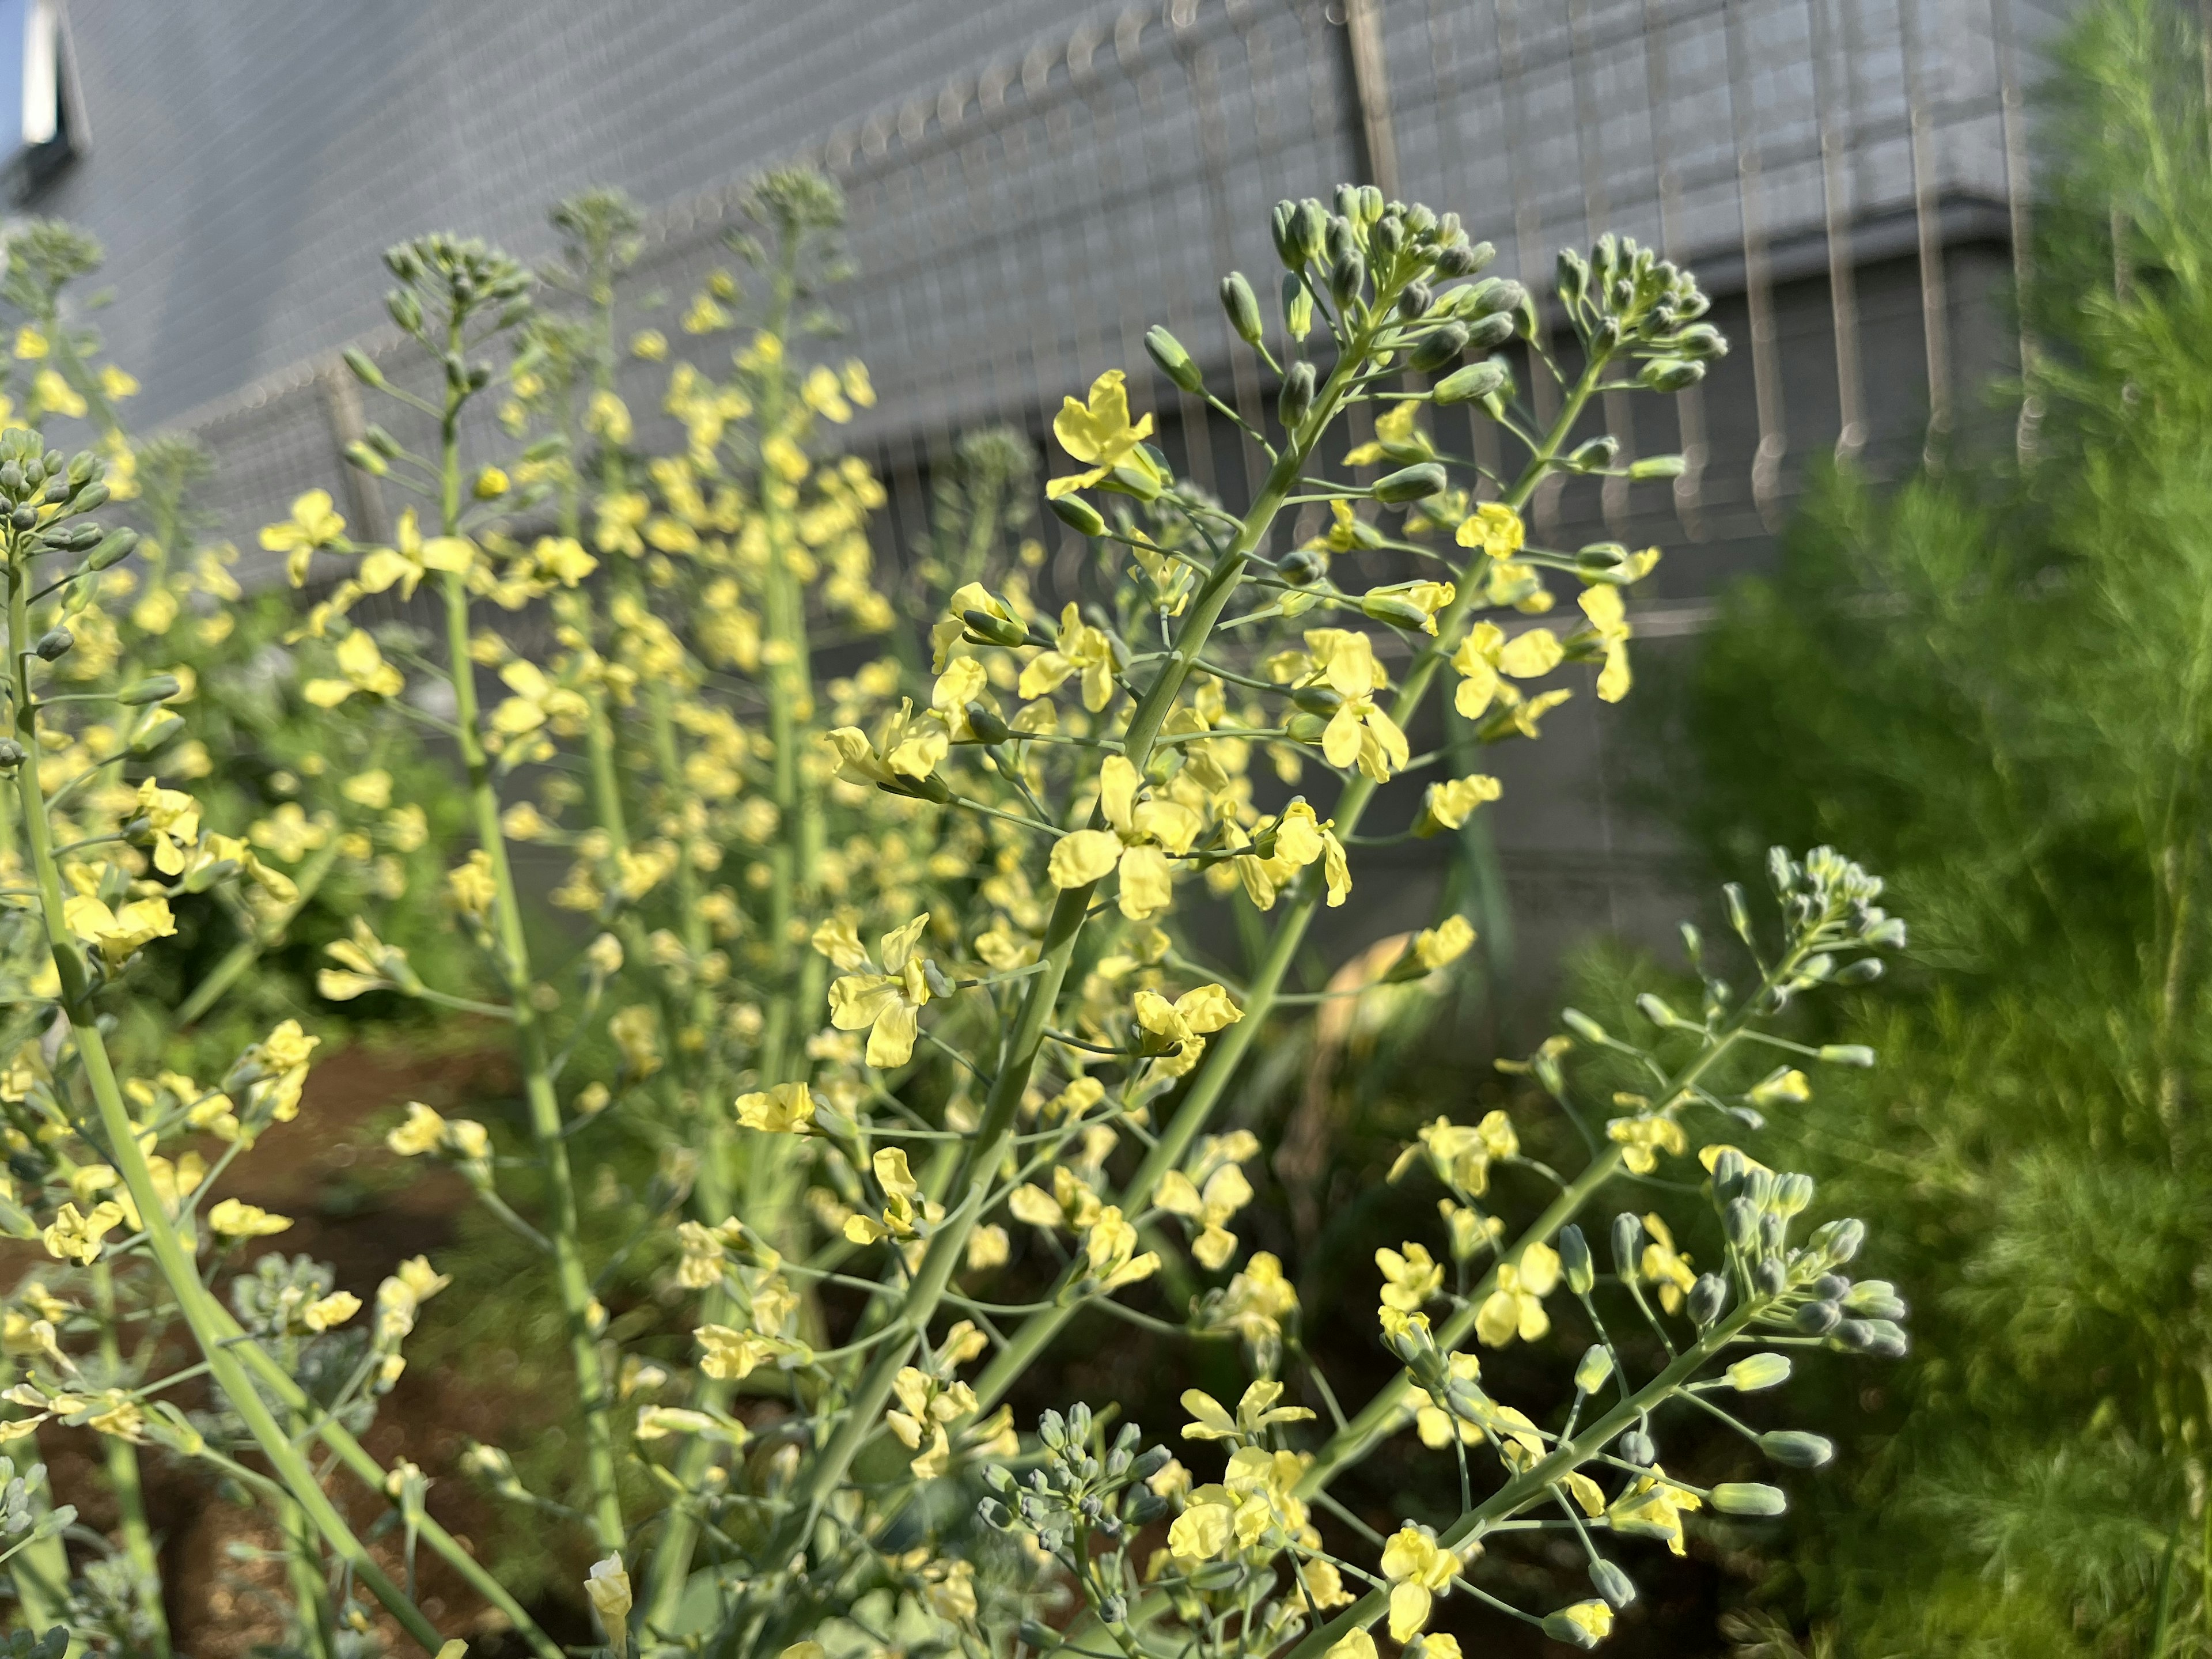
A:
[1019,1622,1060,1650]
[1050,494,1107,538]
[1408,321,1469,373]
[130,711,185,755]
[1752,1256,1787,1296]
[1277,547,1325,586]
[963,606,1030,649]
[119,674,182,706]
[1723,1352,1791,1392]
[1099,1594,1128,1626]
[1760,1430,1834,1469]
[1220,272,1264,346]
[1793,1300,1842,1336]
[1688,1272,1730,1327]
[1464,311,1517,351]
[32,627,72,660]
[1817,1043,1877,1068]
[964,701,1010,745]
[1432,359,1509,406]
[1281,272,1314,340]
[1397,280,1433,319]
[1293,199,1328,264]
[0,740,23,769]
[1372,462,1445,504]
[976,1497,1012,1530]
[1270,199,1301,267]
[1589,1559,1637,1609]
[1618,1430,1656,1466]
[1628,454,1686,480]
[1811,1217,1866,1266]
[1145,325,1204,395]
[1559,1223,1593,1293]
[1638,358,1705,393]
[1671,321,1729,359]
[1722,1196,1758,1252]
[1710,1482,1787,1517]
[1329,249,1365,308]
[1278,361,1316,432]
[1567,437,1621,472]
[1610,1213,1643,1277]
[344,348,388,388]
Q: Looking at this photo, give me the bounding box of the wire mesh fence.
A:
[158,0,2060,976]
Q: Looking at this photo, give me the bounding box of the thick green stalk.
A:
[972,353,1615,1414]
[776,301,1392,1555]
[6,534,445,1653]
[92,1262,170,1656]
[433,345,625,1553]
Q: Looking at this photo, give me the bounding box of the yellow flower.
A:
[304,1291,361,1332]
[1156,1157,1255,1271]
[1300,629,1409,781]
[609,1005,663,1080]
[135,778,201,876]
[1045,755,1203,918]
[1412,1350,1487,1448]
[208,1198,293,1238]
[42,1200,125,1264]
[842,1146,946,1245]
[11,325,43,359]
[827,914,936,1068]
[1550,1600,1615,1646]
[1344,400,1434,467]
[1361,579,1456,635]
[1389,1111,1519,1194]
[262,488,347,585]
[1047,369,1164,500]
[1474,1241,1562,1347]
[446,850,497,922]
[1421,772,1502,833]
[735,1081,816,1133]
[1411,915,1476,971]
[1179,1378,1315,1442]
[1019,601,1123,714]
[1132,983,1243,1077]
[1380,1525,1462,1641]
[1455,501,1525,559]
[1607,1112,1688,1176]
[1449,620,1562,721]
[1638,1214,1697,1313]
[1376,1242,1443,1312]
[387,1102,447,1157]
[1577,584,1633,702]
[303,628,404,707]
[585,1554,632,1656]
[1606,1467,1703,1555]
[63,894,176,968]
[1082,1205,1161,1290]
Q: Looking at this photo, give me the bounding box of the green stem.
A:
[92,1262,171,1657]
[433,328,625,1554]
[7,527,446,1654]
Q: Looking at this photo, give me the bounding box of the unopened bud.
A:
[1049,495,1106,538]
[1145,325,1204,395]
[1432,359,1509,406]
[1220,272,1264,346]
[1710,1482,1787,1517]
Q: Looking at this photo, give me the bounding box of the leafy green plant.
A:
[0,173,1907,1659]
[1677,1,2212,1650]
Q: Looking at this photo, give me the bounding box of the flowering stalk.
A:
[423,259,628,1554]
[0,436,447,1652]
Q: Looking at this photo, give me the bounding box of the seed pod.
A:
[1618,1429,1657,1466]
[1688,1272,1730,1327]
[1278,360,1316,431]
[1145,325,1205,395]
[32,628,71,660]
[1049,494,1107,538]
[1710,1482,1787,1517]
[1372,462,1445,503]
[1638,358,1705,393]
[1760,1430,1835,1468]
[1589,1559,1637,1609]
[964,701,1010,745]
[1408,321,1469,373]
[118,673,181,706]
[1431,358,1509,406]
[1559,1223,1593,1293]
[1611,1213,1643,1277]
[1220,272,1264,345]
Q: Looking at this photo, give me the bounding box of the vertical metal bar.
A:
[1344,0,1401,198]
[1809,0,1867,461]
[1181,10,1268,504]
[1493,0,1564,537]
[1991,0,2039,462]
[1421,0,1505,495]
[1568,0,1636,537]
[1723,0,1789,531]
[1638,0,1707,540]
[1899,0,1951,457]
